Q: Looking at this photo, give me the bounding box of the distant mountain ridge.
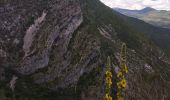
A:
[113,7,170,29]
[114,7,155,15]
[139,7,155,13]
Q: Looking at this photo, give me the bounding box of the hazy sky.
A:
[100,0,170,10]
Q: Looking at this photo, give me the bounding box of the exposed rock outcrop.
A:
[16,0,83,75]
[23,11,47,57]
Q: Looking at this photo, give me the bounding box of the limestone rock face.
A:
[0,0,102,91]
[18,0,83,75]
[0,0,87,86]
[0,0,83,71]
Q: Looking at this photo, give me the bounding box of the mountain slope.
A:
[114,7,170,29]
[114,10,170,57]
[0,0,169,100]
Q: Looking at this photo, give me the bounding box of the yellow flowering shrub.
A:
[104,46,128,100]
[117,92,124,100]
[105,56,113,100]
[116,43,128,100]
[117,78,127,89]
[106,71,112,78]
[105,93,113,100]
[105,76,112,88]
[117,95,123,100]
[117,71,123,78]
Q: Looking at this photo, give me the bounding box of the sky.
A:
[100,0,170,11]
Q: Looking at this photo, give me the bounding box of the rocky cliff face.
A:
[0,0,169,100]
[0,0,101,92]
[1,0,83,74]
